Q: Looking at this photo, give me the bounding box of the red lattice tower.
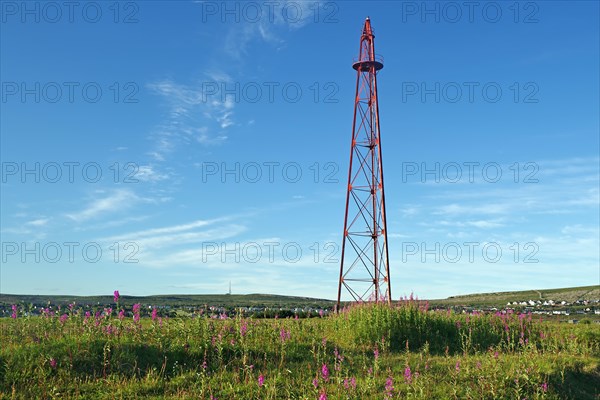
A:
[337,17,391,309]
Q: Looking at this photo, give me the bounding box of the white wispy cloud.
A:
[220,0,324,58]
[432,219,505,229]
[136,165,169,182]
[101,217,230,241]
[561,224,600,236]
[26,218,50,227]
[147,77,232,160]
[93,215,261,266]
[65,189,140,222]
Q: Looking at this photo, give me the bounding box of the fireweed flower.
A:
[540,382,548,392]
[10,304,17,319]
[279,328,291,343]
[384,376,394,399]
[151,308,158,321]
[319,393,327,400]
[455,361,461,373]
[59,314,68,324]
[312,377,319,388]
[373,347,380,360]
[49,358,57,369]
[343,377,357,390]
[132,303,141,323]
[113,290,120,303]
[258,374,265,387]
[334,347,344,371]
[404,366,412,383]
[240,320,248,337]
[321,363,330,382]
[118,309,125,320]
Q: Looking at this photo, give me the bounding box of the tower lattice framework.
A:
[337,17,391,309]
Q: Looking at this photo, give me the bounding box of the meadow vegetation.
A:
[1,297,598,399]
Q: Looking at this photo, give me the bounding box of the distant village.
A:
[0,302,333,320]
[502,298,600,319]
[435,297,600,324]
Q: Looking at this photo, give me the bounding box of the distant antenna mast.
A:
[228,281,232,295]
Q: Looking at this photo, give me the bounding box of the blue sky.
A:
[1,1,598,299]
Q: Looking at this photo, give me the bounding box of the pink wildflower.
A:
[132,303,141,323]
[321,363,329,381]
[258,374,265,387]
[279,327,290,342]
[384,376,394,399]
[239,320,248,337]
[404,366,412,383]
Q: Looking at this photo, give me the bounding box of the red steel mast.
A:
[337,17,391,309]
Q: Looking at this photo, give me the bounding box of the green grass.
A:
[0,300,598,399]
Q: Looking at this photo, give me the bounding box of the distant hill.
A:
[1,285,598,309]
[429,285,600,307]
[0,293,336,309]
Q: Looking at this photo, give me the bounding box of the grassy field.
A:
[1,299,599,399]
